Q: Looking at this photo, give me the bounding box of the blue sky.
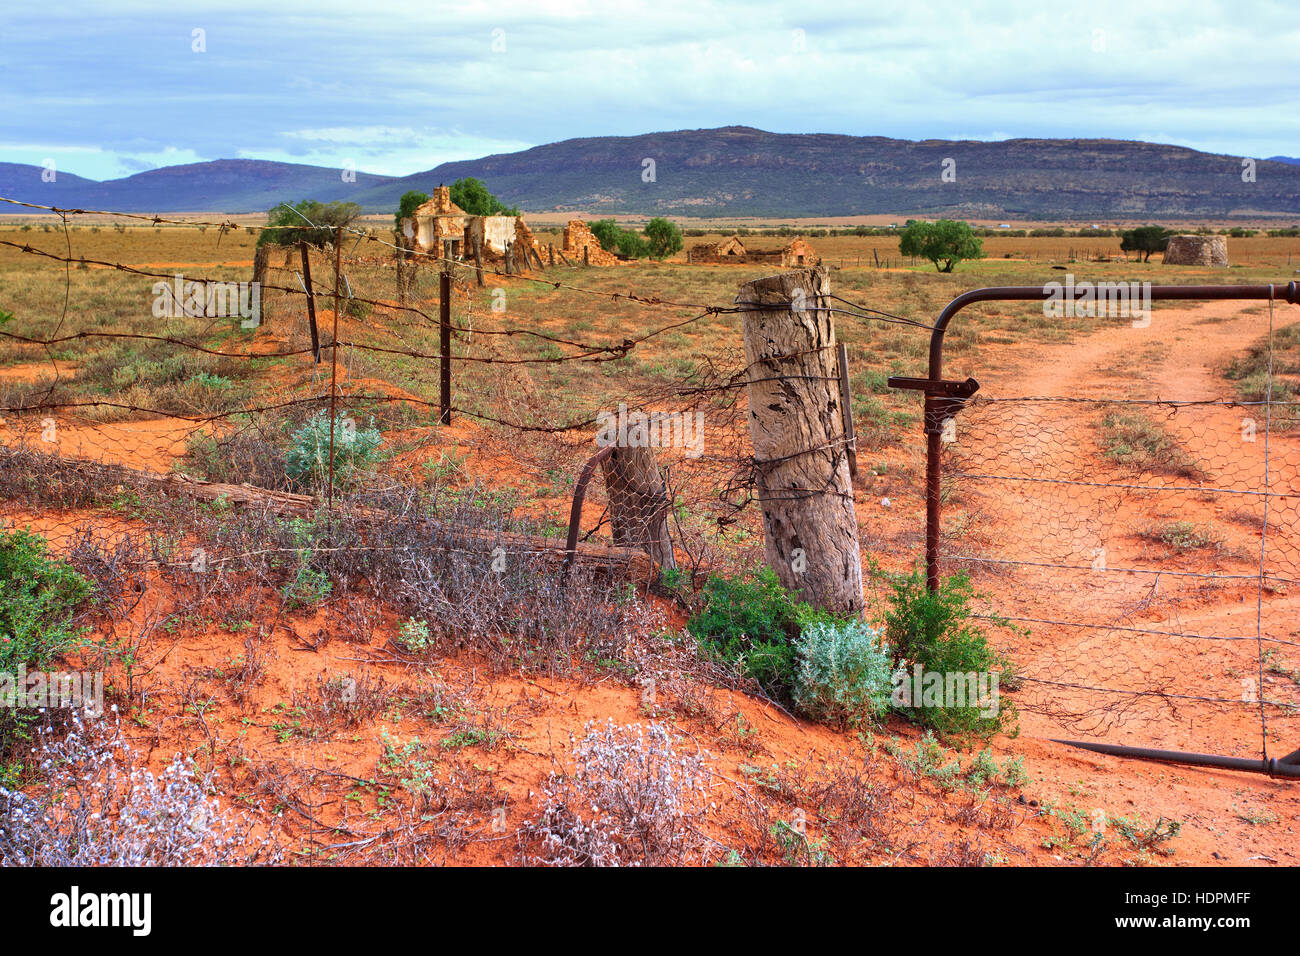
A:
[1,0,1296,181]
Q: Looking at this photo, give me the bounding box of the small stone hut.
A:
[1163,235,1229,267]
[687,234,818,266]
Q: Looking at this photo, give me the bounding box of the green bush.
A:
[285,412,383,490]
[590,219,651,259]
[394,189,429,231]
[0,529,91,674]
[278,517,332,609]
[882,567,1016,740]
[449,177,518,217]
[259,199,361,249]
[792,618,893,728]
[0,529,93,767]
[688,566,831,697]
[644,217,684,260]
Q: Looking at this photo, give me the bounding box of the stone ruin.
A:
[561,220,618,266]
[687,235,818,267]
[1163,234,1229,266]
[400,185,542,264]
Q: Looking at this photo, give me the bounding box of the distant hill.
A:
[1267,156,1300,166]
[0,159,396,216]
[2,128,1297,220]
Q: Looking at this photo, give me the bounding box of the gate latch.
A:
[888,376,980,436]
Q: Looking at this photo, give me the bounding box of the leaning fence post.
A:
[601,444,677,572]
[736,268,863,615]
[299,240,320,363]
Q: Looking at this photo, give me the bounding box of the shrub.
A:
[394,189,429,231]
[259,199,361,249]
[882,567,1016,740]
[185,427,290,491]
[278,517,333,609]
[0,529,93,770]
[688,566,832,696]
[0,712,279,865]
[644,217,684,260]
[397,617,431,652]
[590,219,651,259]
[285,411,383,490]
[0,528,91,673]
[793,618,893,728]
[449,177,518,217]
[519,720,704,866]
[1100,411,1202,478]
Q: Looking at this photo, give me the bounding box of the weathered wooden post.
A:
[250,244,270,328]
[736,268,863,615]
[600,444,677,572]
[439,241,452,425]
[251,244,270,290]
[299,241,321,363]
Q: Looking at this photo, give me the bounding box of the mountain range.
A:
[2,127,1297,220]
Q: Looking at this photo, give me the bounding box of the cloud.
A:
[0,0,1295,180]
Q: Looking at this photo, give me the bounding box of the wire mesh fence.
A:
[940,368,1299,761]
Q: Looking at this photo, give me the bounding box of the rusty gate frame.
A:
[890,280,1300,778]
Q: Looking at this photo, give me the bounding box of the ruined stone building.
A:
[401,185,541,263]
[687,235,818,267]
[1163,235,1229,267]
[561,219,619,266]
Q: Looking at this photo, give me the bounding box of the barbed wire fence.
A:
[0,197,922,632]
[3,195,1297,779]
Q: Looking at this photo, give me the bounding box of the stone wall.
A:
[688,235,817,266]
[780,238,817,267]
[561,219,618,265]
[1163,235,1229,266]
[688,235,747,263]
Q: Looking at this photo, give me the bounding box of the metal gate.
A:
[893,282,1300,777]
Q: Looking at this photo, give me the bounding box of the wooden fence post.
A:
[600,444,676,572]
[736,268,863,615]
[251,244,270,327]
[299,241,320,363]
[473,235,485,287]
[439,254,452,425]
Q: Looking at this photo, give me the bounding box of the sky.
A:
[1,0,1296,182]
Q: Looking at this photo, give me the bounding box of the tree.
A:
[449,177,519,217]
[394,190,429,231]
[1119,225,1172,261]
[897,219,984,272]
[259,199,361,248]
[644,217,683,260]
[590,219,650,259]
